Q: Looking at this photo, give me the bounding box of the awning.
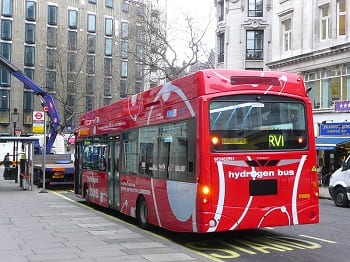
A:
[316,136,350,150]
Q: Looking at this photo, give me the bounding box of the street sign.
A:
[32,111,45,134]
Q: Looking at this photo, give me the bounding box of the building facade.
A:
[215,0,350,177]
[267,0,350,175]
[0,0,145,136]
[214,0,273,70]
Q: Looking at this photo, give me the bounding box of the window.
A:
[121,21,129,39]
[106,0,113,8]
[246,30,263,60]
[320,68,342,108]
[104,57,112,76]
[86,54,95,74]
[104,78,111,96]
[24,46,35,66]
[282,18,292,51]
[0,90,9,124]
[87,34,96,53]
[135,82,142,93]
[320,5,329,40]
[1,0,12,17]
[86,96,94,111]
[47,49,56,69]
[67,52,76,72]
[158,121,195,181]
[105,38,113,56]
[136,25,143,42]
[105,18,113,36]
[68,9,78,29]
[66,94,75,126]
[136,45,143,61]
[136,4,144,16]
[136,63,143,80]
[103,97,111,106]
[87,14,96,33]
[88,0,96,3]
[0,42,11,59]
[337,0,346,36]
[122,0,129,12]
[210,96,307,151]
[47,5,57,25]
[120,79,127,97]
[26,1,36,21]
[121,60,128,78]
[1,19,12,40]
[47,27,57,47]
[23,91,33,125]
[138,126,157,176]
[46,70,56,90]
[24,68,34,81]
[121,41,128,58]
[217,32,225,63]
[248,0,263,17]
[218,0,224,21]
[68,31,77,50]
[130,121,195,181]
[86,75,94,94]
[25,23,35,44]
[0,43,11,86]
[122,130,139,175]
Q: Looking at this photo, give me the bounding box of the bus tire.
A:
[333,187,349,207]
[136,196,149,230]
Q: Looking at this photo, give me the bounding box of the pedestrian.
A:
[3,153,11,167]
[2,153,11,179]
[321,165,329,186]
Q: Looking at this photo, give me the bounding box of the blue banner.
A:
[320,122,350,136]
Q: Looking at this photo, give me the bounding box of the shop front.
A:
[316,122,350,185]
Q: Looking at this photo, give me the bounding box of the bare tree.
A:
[132,1,214,86]
[49,30,88,131]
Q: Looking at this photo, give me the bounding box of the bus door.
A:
[108,135,121,209]
[74,142,83,195]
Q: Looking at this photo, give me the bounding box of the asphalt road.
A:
[58,189,348,262]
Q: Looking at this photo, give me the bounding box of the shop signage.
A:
[335,100,350,112]
[320,122,350,136]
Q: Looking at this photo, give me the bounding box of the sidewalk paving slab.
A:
[0,174,209,262]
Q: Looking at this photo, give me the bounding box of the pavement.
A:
[0,166,209,262]
[0,166,332,262]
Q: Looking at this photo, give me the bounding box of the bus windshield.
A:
[209,95,307,151]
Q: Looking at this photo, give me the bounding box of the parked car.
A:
[328,156,350,207]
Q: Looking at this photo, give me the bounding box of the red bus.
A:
[74,69,319,233]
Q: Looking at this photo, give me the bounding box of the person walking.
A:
[2,153,11,179]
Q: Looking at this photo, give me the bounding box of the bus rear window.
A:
[209,95,307,151]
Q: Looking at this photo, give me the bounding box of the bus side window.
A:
[122,130,139,175]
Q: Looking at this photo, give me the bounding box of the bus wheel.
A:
[334,187,349,207]
[137,196,149,230]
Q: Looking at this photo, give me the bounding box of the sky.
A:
[162,0,216,63]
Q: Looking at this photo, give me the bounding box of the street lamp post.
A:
[11,107,19,182]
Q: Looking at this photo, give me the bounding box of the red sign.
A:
[34,111,43,120]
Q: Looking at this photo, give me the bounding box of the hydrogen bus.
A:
[74,69,319,233]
